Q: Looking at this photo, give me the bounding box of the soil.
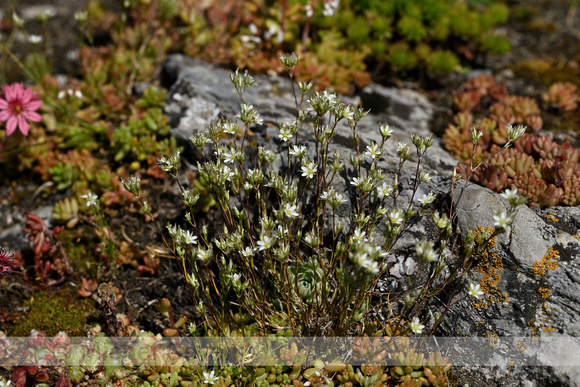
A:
[0,0,579,352]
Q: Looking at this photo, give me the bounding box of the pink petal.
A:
[17,115,29,136]
[25,100,43,111]
[0,99,8,109]
[7,84,21,101]
[5,116,17,136]
[0,111,10,121]
[23,111,42,122]
[22,86,32,102]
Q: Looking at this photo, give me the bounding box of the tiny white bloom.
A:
[289,145,308,159]
[222,151,235,164]
[418,192,436,205]
[396,142,409,154]
[28,34,42,44]
[500,188,519,201]
[82,192,99,207]
[202,370,219,385]
[388,208,404,225]
[239,247,255,258]
[493,211,515,229]
[379,124,394,139]
[468,282,484,299]
[282,202,299,218]
[377,182,394,199]
[364,142,382,159]
[301,161,317,179]
[352,228,368,243]
[408,317,425,335]
[257,235,276,251]
[183,230,198,245]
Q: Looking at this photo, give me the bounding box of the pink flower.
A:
[0,83,43,136]
[0,247,19,275]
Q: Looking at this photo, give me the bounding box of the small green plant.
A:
[120,54,527,349]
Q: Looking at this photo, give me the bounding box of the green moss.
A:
[57,228,101,277]
[7,291,97,337]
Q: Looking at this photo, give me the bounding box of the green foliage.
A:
[426,50,460,74]
[7,292,96,336]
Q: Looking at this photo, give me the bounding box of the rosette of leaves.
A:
[52,197,80,228]
[287,261,324,303]
[111,87,177,163]
[542,82,579,112]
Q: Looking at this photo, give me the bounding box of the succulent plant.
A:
[52,197,80,229]
[444,75,580,207]
[542,81,579,112]
[22,213,71,285]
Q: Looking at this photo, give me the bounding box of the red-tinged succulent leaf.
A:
[454,90,482,112]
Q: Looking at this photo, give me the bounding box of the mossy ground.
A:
[7,290,98,337]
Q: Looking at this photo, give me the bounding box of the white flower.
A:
[408,317,425,335]
[239,247,255,258]
[0,380,12,387]
[301,161,317,179]
[221,165,235,181]
[82,192,99,207]
[493,211,515,229]
[418,170,431,183]
[355,253,379,274]
[203,370,219,385]
[282,202,299,218]
[222,151,235,164]
[257,234,276,251]
[377,182,394,199]
[379,124,394,139]
[396,142,409,154]
[418,192,436,205]
[351,228,368,243]
[183,230,198,245]
[223,121,238,135]
[388,208,404,225]
[304,4,313,18]
[322,0,340,17]
[28,34,42,44]
[500,188,519,201]
[507,124,526,142]
[468,282,484,299]
[289,145,308,159]
[415,240,437,263]
[279,126,293,142]
[364,142,382,159]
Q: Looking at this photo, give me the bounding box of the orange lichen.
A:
[538,287,550,298]
[544,213,559,223]
[484,330,499,347]
[528,318,540,340]
[532,248,560,276]
[515,338,526,352]
[472,227,509,305]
